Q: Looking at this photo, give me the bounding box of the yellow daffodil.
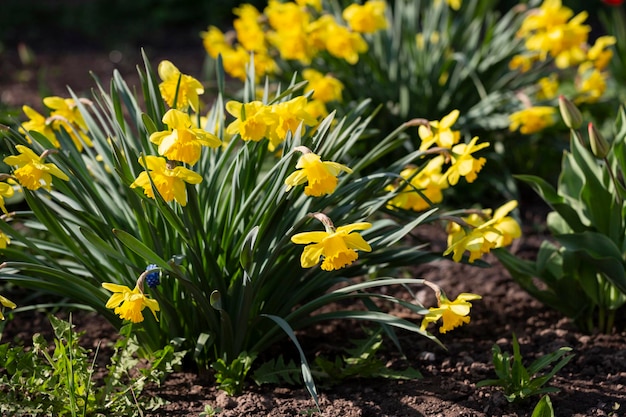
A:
[19,105,59,147]
[443,137,489,185]
[0,182,15,215]
[233,4,266,52]
[386,156,448,212]
[421,293,481,333]
[537,75,559,100]
[226,100,271,142]
[0,230,10,249]
[326,24,368,65]
[303,69,344,103]
[43,96,93,150]
[158,60,204,112]
[292,215,372,271]
[102,283,159,323]
[201,26,231,59]
[418,110,461,151]
[4,145,69,191]
[130,156,202,206]
[267,97,318,151]
[509,106,556,134]
[509,54,538,73]
[0,294,16,320]
[587,36,616,71]
[285,149,352,196]
[445,200,521,262]
[149,109,221,165]
[342,0,388,34]
[576,64,607,104]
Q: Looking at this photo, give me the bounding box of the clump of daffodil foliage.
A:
[0,53,519,397]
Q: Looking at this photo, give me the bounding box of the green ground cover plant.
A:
[0,315,183,416]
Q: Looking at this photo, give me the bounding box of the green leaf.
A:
[556,232,626,294]
[112,229,171,272]
[514,174,586,232]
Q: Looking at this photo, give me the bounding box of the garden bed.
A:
[2,45,626,417]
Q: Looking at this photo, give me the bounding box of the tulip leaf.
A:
[555,232,626,294]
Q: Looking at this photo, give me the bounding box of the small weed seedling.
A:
[476,334,574,403]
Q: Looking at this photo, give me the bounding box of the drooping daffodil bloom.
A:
[385,155,448,212]
[158,60,205,112]
[43,96,93,150]
[285,148,352,197]
[421,292,481,333]
[0,182,15,215]
[3,145,69,191]
[130,156,202,206]
[445,200,521,262]
[292,214,372,271]
[0,294,16,321]
[149,109,221,165]
[19,105,59,147]
[0,230,10,249]
[102,283,160,323]
[303,69,344,103]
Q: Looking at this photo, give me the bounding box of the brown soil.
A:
[2,47,626,417]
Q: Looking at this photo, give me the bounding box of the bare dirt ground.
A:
[1,46,626,417]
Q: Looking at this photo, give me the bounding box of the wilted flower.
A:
[0,294,16,321]
[102,282,160,323]
[291,214,372,271]
[285,148,352,196]
[4,145,69,191]
[158,60,204,112]
[150,109,221,165]
[420,292,481,333]
[130,156,203,206]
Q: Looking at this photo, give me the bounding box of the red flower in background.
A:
[602,0,624,6]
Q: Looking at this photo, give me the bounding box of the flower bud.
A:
[558,95,583,129]
[588,122,610,159]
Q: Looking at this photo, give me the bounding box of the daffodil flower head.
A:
[0,182,15,215]
[158,60,205,112]
[291,213,372,271]
[149,109,221,165]
[418,110,461,151]
[509,106,556,135]
[385,156,448,212]
[266,97,318,151]
[303,69,344,103]
[0,294,16,321]
[0,230,10,249]
[444,200,521,262]
[19,105,59,147]
[443,137,489,185]
[3,146,70,191]
[285,147,352,197]
[421,292,481,334]
[102,282,160,323]
[342,0,388,34]
[130,155,203,206]
[225,100,271,142]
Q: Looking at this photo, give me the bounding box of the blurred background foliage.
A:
[0,0,608,50]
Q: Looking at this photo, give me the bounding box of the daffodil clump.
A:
[508,0,616,135]
[0,50,508,397]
